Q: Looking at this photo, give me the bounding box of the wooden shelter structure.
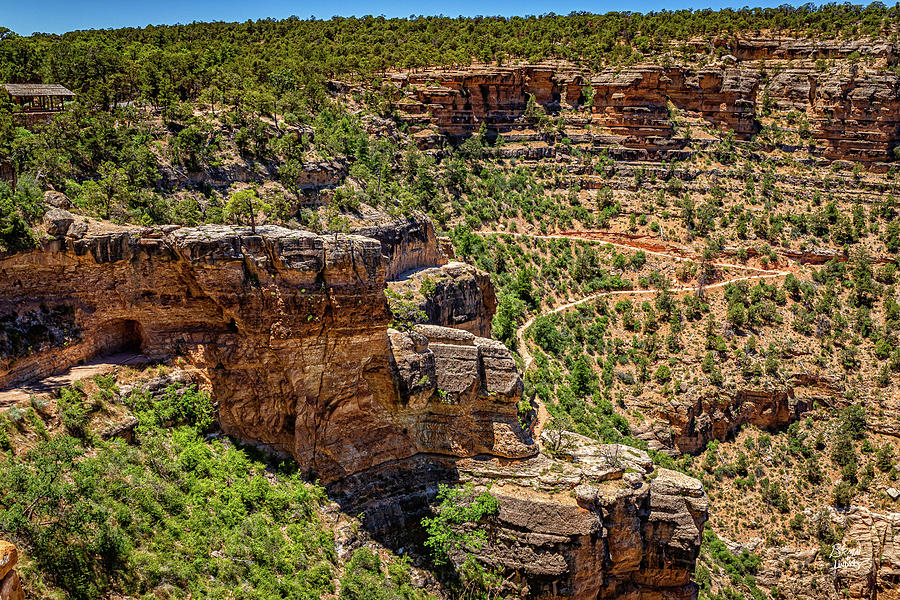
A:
[1,83,74,112]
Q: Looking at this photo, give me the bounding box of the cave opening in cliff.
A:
[104,319,146,355]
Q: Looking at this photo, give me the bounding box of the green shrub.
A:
[654,364,672,383]
[126,384,214,431]
[421,482,502,593]
[833,481,855,507]
[58,386,90,438]
[0,180,40,253]
[0,417,334,599]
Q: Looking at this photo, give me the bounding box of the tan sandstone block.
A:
[0,570,23,600]
[0,542,17,582]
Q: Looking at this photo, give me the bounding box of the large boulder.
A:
[42,208,76,237]
[0,541,16,581]
[43,190,72,209]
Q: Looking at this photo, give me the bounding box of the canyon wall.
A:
[391,42,900,165]
[387,261,497,338]
[330,435,708,600]
[0,218,708,598]
[390,64,586,139]
[0,224,531,483]
[634,373,843,454]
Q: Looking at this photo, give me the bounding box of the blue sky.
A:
[5,0,812,35]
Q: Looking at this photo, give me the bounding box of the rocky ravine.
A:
[0,214,707,599]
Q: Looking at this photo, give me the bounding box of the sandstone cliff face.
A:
[705,36,897,63]
[637,387,814,454]
[387,261,497,338]
[352,213,447,280]
[391,64,586,139]
[330,433,708,600]
[0,225,530,483]
[0,219,708,598]
[391,47,900,164]
[807,69,900,164]
[591,66,760,146]
[746,505,900,600]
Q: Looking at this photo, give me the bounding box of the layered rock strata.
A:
[390,63,586,139]
[391,49,900,164]
[330,433,708,600]
[352,213,447,280]
[0,224,530,483]
[387,261,497,338]
[591,66,760,145]
[0,218,708,598]
[637,387,815,454]
[741,505,900,600]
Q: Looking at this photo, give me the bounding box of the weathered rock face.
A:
[0,541,23,600]
[393,63,759,148]
[391,63,586,139]
[701,36,897,63]
[330,433,708,600]
[0,224,531,482]
[161,154,347,191]
[391,49,900,164]
[749,505,900,600]
[352,213,447,280]
[0,218,708,598]
[638,387,813,454]
[387,261,497,338]
[808,69,900,164]
[592,66,760,145]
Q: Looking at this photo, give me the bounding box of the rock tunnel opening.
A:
[101,319,146,355]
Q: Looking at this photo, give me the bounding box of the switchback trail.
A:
[472,229,792,438]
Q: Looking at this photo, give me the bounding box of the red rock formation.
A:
[702,36,897,63]
[391,63,585,138]
[391,51,900,164]
[0,224,533,483]
[810,69,900,163]
[0,217,709,599]
[632,383,827,455]
[330,436,708,600]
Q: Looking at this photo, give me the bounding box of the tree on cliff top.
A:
[225,187,269,233]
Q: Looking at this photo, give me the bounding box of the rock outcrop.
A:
[352,213,447,280]
[391,63,586,140]
[701,36,897,63]
[808,69,900,164]
[330,432,708,600]
[391,50,900,164]
[0,541,23,600]
[0,217,708,598]
[0,223,530,483]
[388,261,497,338]
[591,66,760,145]
[749,505,900,600]
[638,387,814,454]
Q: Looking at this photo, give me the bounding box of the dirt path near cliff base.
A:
[0,352,150,407]
[474,230,791,439]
